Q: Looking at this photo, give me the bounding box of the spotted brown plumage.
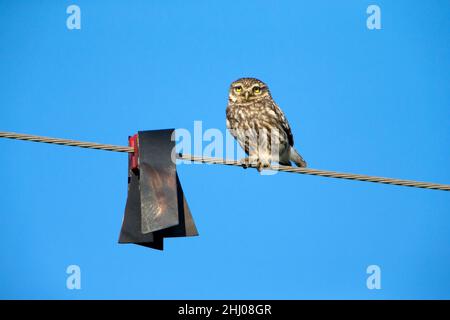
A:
[226,77,307,171]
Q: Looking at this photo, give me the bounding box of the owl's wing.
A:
[271,101,294,146]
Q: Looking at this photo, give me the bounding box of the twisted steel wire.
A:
[1,131,449,191]
[0,131,134,153]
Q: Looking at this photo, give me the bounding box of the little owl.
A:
[226,77,307,171]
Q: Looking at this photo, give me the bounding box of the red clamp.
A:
[128,134,139,172]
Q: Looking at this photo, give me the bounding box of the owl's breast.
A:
[226,101,272,129]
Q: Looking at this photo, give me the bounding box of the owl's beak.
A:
[244,91,250,101]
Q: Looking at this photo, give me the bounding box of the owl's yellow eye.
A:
[253,86,261,93]
[235,86,242,93]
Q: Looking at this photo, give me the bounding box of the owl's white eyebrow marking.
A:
[232,83,243,88]
[252,84,265,88]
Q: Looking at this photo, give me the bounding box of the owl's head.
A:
[229,78,271,103]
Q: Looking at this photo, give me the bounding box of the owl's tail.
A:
[290,147,307,168]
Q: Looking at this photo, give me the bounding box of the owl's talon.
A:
[240,156,259,169]
[256,159,271,172]
[239,157,250,169]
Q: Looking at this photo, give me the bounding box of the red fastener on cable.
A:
[128,134,139,172]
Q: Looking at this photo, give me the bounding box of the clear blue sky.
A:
[0,0,449,299]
